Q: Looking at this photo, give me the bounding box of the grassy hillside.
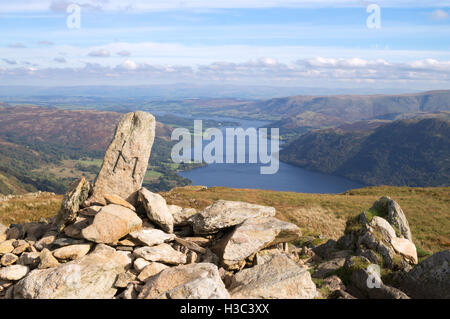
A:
[281,118,450,187]
[1,186,448,254]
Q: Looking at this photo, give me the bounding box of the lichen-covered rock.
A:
[138,263,230,299]
[14,244,130,299]
[81,204,142,244]
[229,254,317,299]
[55,177,92,231]
[399,250,450,299]
[87,112,155,206]
[215,217,301,270]
[371,196,412,240]
[137,188,174,233]
[190,200,276,235]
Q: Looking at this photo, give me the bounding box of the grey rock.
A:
[54,177,91,231]
[229,254,317,299]
[399,250,450,299]
[137,188,174,233]
[190,200,276,235]
[87,111,156,206]
[138,263,230,299]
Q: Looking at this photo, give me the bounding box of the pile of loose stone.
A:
[0,111,316,299]
[1,111,448,299]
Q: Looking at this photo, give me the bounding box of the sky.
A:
[0,0,449,91]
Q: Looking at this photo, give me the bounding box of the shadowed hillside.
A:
[280,118,450,187]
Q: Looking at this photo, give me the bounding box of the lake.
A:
[163,113,365,194]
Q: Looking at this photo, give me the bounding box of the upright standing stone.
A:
[87,112,155,206]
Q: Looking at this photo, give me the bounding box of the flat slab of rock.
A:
[190,200,276,235]
[87,111,156,206]
[129,229,175,247]
[14,244,130,299]
[134,243,187,265]
[216,217,301,270]
[0,265,29,281]
[229,254,317,299]
[138,188,174,233]
[54,178,91,231]
[138,263,230,299]
[104,194,136,211]
[52,244,92,261]
[82,204,142,244]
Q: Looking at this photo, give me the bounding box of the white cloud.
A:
[431,9,449,20]
[117,50,131,57]
[88,49,111,57]
[120,59,138,70]
[54,57,67,63]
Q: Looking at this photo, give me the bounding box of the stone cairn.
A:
[0,111,316,299]
[0,111,448,299]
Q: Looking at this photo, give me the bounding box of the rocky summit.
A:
[0,111,448,300]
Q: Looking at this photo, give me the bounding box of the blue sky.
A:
[0,0,449,90]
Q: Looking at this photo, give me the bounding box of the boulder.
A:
[390,237,418,264]
[399,250,450,299]
[52,244,92,261]
[137,188,174,233]
[54,177,91,231]
[81,204,142,244]
[14,244,130,299]
[190,200,276,235]
[0,265,29,281]
[228,254,317,299]
[129,229,175,247]
[216,217,301,270]
[371,196,412,240]
[138,263,230,299]
[87,112,156,206]
[133,243,187,265]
